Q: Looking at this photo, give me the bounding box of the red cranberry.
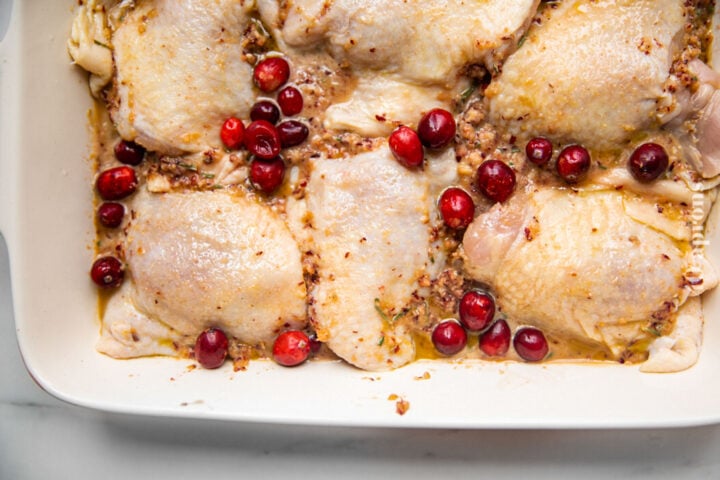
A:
[220,117,245,150]
[556,145,591,184]
[253,57,290,93]
[389,126,424,168]
[525,137,553,166]
[277,86,303,116]
[114,140,146,166]
[629,142,668,182]
[194,328,229,369]
[245,120,281,160]
[250,157,285,193]
[476,160,516,203]
[431,320,467,356]
[272,330,311,367]
[417,108,456,149]
[479,319,511,357]
[459,290,495,332]
[276,120,309,148]
[513,327,549,362]
[90,256,124,288]
[97,202,125,228]
[250,100,280,124]
[96,166,137,200]
[438,187,475,229]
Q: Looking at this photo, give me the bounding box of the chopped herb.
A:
[545,351,554,360]
[518,34,528,48]
[93,40,111,49]
[392,310,408,323]
[179,162,198,172]
[459,83,477,103]
[377,336,385,346]
[374,298,390,323]
[642,326,662,337]
[511,145,520,153]
[211,184,223,190]
[201,172,215,179]
[597,163,608,170]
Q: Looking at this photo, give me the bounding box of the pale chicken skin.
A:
[98,190,307,357]
[463,188,713,364]
[303,145,433,371]
[487,0,686,151]
[259,0,539,136]
[110,0,256,154]
[268,0,540,83]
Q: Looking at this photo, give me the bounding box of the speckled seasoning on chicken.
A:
[69,0,719,373]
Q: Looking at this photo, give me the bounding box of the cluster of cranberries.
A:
[220,56,309,194]
[192,327,317,369]
[386,109,480,231]
[388,108,456,168]
[431,290,549,362]
[524,136,592,184]
[90,140,146,289]
[524,137,669,184]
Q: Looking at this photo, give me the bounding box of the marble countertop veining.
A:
[2,234,720,479]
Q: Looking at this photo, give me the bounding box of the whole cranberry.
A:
[250,100,281,124]
[90,256,124,288]
[220,117,245,150]
[439,187,475,229]
[459,290,495,332]
[245,120,281,160]
[476,160,516,203]
[431,320,467,356]
[276,120,309,148]
[253,57,290,93]
[114,140,146,166]
[194,328,229,369]
[97,202,125,228]
[629,142,668,182]
[479,319,511,357]
[513,327,549,362]
[556,145,591,184]
[389,125,424,168]
[277,86,304,116]
[250,157,285,193]
[272,330,311,367]
[525,137,553,166]
[96,166,138,200]
[417,108,456,149]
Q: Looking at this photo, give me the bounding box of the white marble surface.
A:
[2,240,720,478]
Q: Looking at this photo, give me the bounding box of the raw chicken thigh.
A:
[259,0,539,136]
[97,190,307,357]
[303,145,435,371]
[463,187,714,368]
[271,0,539,83]
[110,0,256,154]
[487,0,686,151]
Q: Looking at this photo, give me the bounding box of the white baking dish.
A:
[2,1,720,428]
